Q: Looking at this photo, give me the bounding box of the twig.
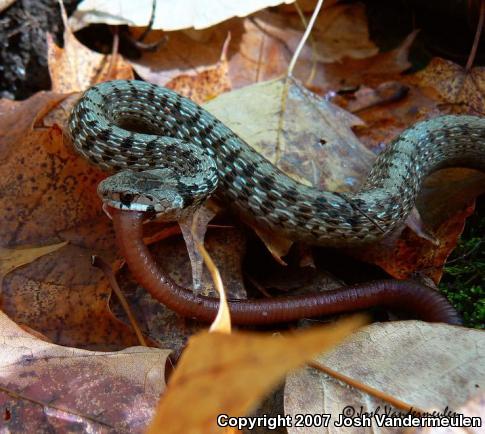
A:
[308,360,428,415]
[137,0,157,42]
[287,0,324,76]
[465,0,485,71]
[106,26,119,79]
[92,255,147,347]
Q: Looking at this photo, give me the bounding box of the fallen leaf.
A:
[0,72,141,348]
[204,77,370,192]
[411,58,485,114]
[164,34,232,103]
[285,321,484,434]
[70,0,294,31]
[204,76,370,257]
[0,241,68,283]
[410,392,485,434]
[47,1,133,93]
[131,4,380,90]
[0,310,169,432]
[148,314,368,434]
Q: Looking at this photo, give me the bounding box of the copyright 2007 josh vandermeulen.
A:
[216,406,482,431]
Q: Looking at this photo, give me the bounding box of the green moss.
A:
[440,199,484,329]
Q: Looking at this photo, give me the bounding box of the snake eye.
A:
[119,193,135,207]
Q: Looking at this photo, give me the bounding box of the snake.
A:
[68,79,485,325]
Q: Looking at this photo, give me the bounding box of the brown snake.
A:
[68,80,485,325]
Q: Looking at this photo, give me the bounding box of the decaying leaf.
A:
[411,58,485,114]
[285,321,484,434]
[204,76,372,258]
[0,62,143,348]
[47,1,133,93]
[131,3,380,89]
[205,77,370,191]
[0,310,169,432]
[0,241,68,284]
[148,314,368,434]
[70,0,295,31]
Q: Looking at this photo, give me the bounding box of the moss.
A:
[440,198,485,329]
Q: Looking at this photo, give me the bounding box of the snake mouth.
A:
[101,192,159,213]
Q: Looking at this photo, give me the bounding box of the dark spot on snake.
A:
[147,88,156,101]
[266,190,280,202]
[211,136,226,150]
[282,187,299,203]
[173,98,182,113]
[298,203,312,214]
[180,149,191,159]
[76,104,89,119]
[97,128,112,142]
[225,148,241,166]
[91,86,102,95]
[201,122,216,138]
[70,124,80,139]
[223,171,235,184]
[191,110,202,126]
[127,81,139,96]
[125,155,138,166]
[242,164,255,178]
[86,119,97,129]
[260,174,276,191]
[182,194,194,207]
[121,136,134,149]
[260,200,275,213]
[145,139,158,152]
[165,143,176,154]
[277,212,289,222]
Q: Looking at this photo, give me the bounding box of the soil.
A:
[0,0,80,99]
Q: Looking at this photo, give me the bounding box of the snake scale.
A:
[68,80,485,325]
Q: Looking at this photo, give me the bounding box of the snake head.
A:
[97,169,193,221]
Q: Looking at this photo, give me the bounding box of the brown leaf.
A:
[411,58,485,114]
[47,4,133,93]
[147,315,368,434]
[0,85,142,348]
[164,34,232,103]
[0,311,169,432]
[0,241,68,282]
[286,321,485,434]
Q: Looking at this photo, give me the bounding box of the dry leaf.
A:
[148,314,368,434]
[204,77,370,191]
[0,75,143,348]
[0,0,15,14]
[47,2,133,93]
[409,393,485,434]
[131,4,379,90]
[285,321,484,434]
[203,76,370,257]
[0,310,169,432]
[70,0,294,31]
[0,241,68,282]
[411,58,485,114]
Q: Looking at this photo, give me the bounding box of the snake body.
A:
[68,80,485,325]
